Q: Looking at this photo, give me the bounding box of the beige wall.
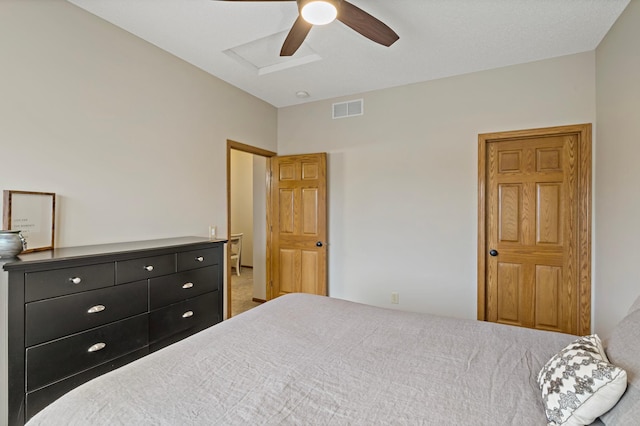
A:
[0,0,277,248]
[278,52,596,322]
[595,0,640,335]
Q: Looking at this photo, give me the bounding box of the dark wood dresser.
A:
[1,237,225,425]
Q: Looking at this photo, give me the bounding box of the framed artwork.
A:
[2,190,56,253]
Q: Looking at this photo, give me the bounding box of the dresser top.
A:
[2,236,227,271]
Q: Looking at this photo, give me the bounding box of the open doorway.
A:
[227,140,276,318]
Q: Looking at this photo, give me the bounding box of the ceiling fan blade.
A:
[280,15,313,56]
[337,1,399,47]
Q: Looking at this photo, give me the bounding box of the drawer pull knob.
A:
[182,311,194,318]
[88,342,106,353]
[144,265,154,272]
[195,256,204,262]
[182,282,194,289]
[87,305,106,314]
[69,277,82,285]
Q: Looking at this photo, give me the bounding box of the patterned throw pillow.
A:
[537,335,627,426]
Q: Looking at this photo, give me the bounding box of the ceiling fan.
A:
[222,0,399,56]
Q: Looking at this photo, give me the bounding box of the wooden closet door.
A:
[269,153,327,298]
[478,124,591,335]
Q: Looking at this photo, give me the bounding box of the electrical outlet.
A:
[209,225,217,240]
[391,292,399,304]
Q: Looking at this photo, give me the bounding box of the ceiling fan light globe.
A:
[301,1,337,25]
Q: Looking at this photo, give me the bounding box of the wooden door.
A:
[478,124,591,335]
[269,153,327,299]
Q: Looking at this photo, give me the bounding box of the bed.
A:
[26,293,639,425]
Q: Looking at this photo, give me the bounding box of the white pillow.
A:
[537,335,627,426]
[627,295,640,315]
[601,308,640,425]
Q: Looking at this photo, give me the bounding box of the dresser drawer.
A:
[149,266,219,310]
[25,263,115,302]
[177,246,222,271]
[26,314,149,392]
[26,348,148,422]
[149,292,219,344]
[25,280,148,347]
[115,253,175,284]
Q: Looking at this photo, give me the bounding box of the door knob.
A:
[316,241,323,247]
[489,249,498,257]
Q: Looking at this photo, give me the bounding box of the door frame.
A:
[226,139,276,318]
[477,123,592,334]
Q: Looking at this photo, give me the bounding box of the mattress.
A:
[27,293,577,425]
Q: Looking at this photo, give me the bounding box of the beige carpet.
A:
[231,267,262,316]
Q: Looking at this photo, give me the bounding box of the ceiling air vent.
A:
[332,99,363,119]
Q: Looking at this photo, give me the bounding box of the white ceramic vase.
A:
[0,230,27,258]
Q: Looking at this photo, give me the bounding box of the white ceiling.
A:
[66,0,629,108]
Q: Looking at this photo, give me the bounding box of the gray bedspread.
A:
[27,293,578,425]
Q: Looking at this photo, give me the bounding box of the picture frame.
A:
[2,190,56,253]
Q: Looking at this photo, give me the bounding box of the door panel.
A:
[302,161,319,179]
[498,150,522,173]
[302,188,319,234]
[536,183,562,244]
[300,250,319,294]
[496,262,523,324]
[279,190,295,233]
[270,153,327,299]
[537,147,562,172]
[535,265,561,329]
[478,124,591,335]
[279,249,296,294]
[498,184,521,242]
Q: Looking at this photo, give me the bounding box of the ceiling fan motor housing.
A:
[226,0,398,57]
[300,0,339,26]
